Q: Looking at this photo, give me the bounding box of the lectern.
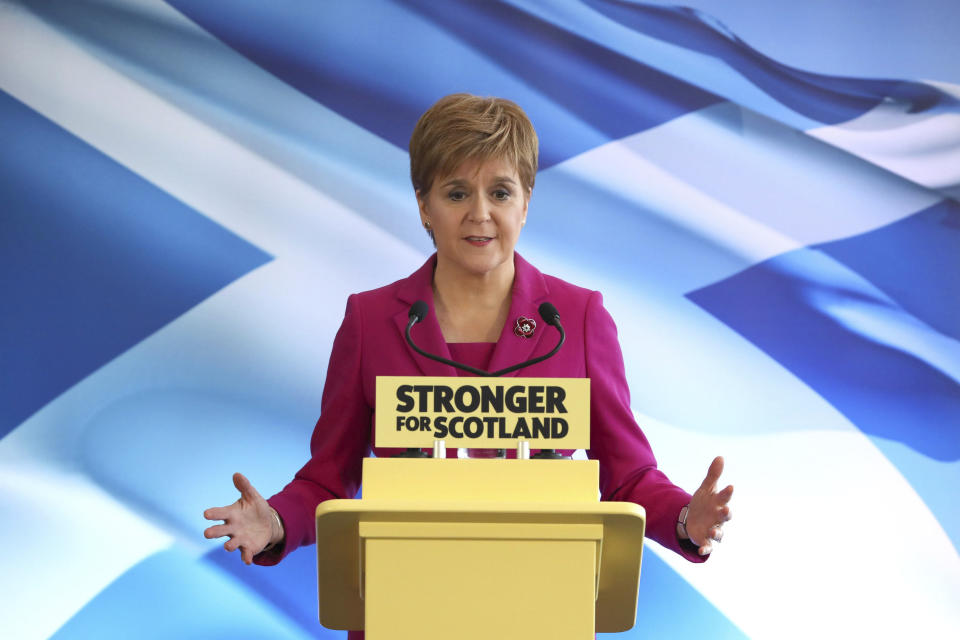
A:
[315,375,645,638]
[315,455,646,638]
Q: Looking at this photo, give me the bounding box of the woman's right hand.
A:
[203,472,283,565]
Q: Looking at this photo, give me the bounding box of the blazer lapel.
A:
[393,254,458,377]
[487,253,551,377]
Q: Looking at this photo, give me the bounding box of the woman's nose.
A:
[467,198,492,223]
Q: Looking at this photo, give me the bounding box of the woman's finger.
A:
[716,484,734,503]
[203,505,233,521]
[204,523,233,540]
[707,505,731,529]
[233,472,264,502]
[698,456,724,493]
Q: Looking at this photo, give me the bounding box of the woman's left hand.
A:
[684,456,734,556]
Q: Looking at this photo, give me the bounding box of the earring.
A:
[423,221,432,230]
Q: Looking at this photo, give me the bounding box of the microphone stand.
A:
[401,302,570,459]
[404,317,566,378]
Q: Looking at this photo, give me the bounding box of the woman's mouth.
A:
[465,236,493,247]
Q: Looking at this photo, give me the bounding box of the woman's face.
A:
[417,156,529,281]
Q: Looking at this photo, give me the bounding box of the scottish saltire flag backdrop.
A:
[1,0,958,638]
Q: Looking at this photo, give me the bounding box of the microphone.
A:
[408,300,428,325]
[404,299,570,460]
[526,301,568,460]
[538,302,560,328]
[404,300,565,377]
[397,300,437,458]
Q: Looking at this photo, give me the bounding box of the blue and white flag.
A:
[1,1,957,638]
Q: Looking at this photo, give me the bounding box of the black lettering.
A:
[528,386,545,413]
[463,417,484,438]
[413,385,432,412]
[498,417,510,438]
[419,416,432,431]
[483,416,500,438]
[396,415,405,431]
[396,385,414,412]
[449,416,464,438]
[404,416,419,432]
[512,417,532,439]
[481,385,504,412]
[505,386,526,413]
[545,386,567,413]
[551,417,569,439]
[434,385,454,413]
[455,385,480,412]
[434,416,448,438]
[531,416,550,439]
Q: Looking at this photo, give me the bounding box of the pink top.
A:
[447,341,496,373]
[448,342,503,458]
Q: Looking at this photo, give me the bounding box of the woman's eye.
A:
[448,190,467,201]
[493,189,511,200]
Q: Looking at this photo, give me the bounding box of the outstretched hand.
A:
[684,456,734,556]
[203,472,280,565]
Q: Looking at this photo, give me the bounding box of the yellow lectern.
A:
[315,456,646,639]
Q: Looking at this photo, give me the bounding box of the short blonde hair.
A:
[409,93,539,196]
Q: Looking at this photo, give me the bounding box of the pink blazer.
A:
[260,253,703,565]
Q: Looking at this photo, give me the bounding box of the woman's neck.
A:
[432,255,515,342]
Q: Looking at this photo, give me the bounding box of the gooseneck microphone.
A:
[404,300,570,459]
[408,300,428,325]
[537,302,560,328]
[405,300,565,377]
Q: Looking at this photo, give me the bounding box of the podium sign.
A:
[318,377,647,638]
[375,376,590,449]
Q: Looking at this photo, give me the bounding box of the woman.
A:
[204,94,732,574]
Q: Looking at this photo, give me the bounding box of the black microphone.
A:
[538,302,560,328]
[404,299,570,459]
[404,300,565,377]
[408,300,428,325]
[397,300,436,458]
[526,302,568,460]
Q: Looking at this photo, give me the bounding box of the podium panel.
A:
[363,520,599,640]
[316,457,645,636]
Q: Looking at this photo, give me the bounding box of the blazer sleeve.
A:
[584,291,706,562]
[256,294,372,565]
